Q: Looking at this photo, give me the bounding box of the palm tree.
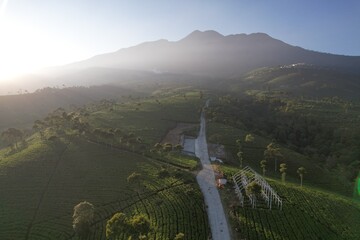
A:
[235,139,242,148]
[297,167,306,187]
[264,142,283,172]
[127,172,143,194]
[1,128,23,150]
[260,160,267,177]
[245,134,255,143]
[279,163,287,184]
[236,138,243,168]
[154,143,163,154]
[237,151,244,168]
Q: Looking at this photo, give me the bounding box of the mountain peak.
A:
[247,32,273,40]
[180,30,224,42]
[248,32,270,37]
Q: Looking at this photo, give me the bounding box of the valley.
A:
[0,28,360,240]
[1,85,360,239]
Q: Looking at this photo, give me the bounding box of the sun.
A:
[0,19,38,81]
[0,0,54,82]
[0,14,87,83]
[0,17,53,82]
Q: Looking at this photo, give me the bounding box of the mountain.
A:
[64,30,360,78]
[3,30,360,95]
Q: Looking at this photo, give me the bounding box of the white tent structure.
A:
[232,166,282,210]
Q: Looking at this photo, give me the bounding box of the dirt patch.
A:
[161,123,198,145]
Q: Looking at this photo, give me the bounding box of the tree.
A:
[127,172,142,192]
[162,143,173,152]
[174,232,185,240]
[129,213,151,236]
[260,159,267,177]
[236,138,244,168]
[73,201,94,239]
[280,163,287,184]
[235,138,242,148]
[154,143,162,153]
[297,167,306,187]
[106,212,151,239]
[245,134,255,143]
[106,212,128,239]
[237,151,244,168]
[127,172,142,184]
[113,128,123,141]
[139,234,148,240]
[174,144,183,152]
[246,181,262,196]
[1,128,23,150]
[264,142,283,172]
[33,120,46,140]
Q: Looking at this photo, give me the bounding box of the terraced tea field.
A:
[0,137,209,239]
[220,166,360,240]
[87,90,203,146]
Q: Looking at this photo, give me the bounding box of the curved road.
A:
[195,100,231,240]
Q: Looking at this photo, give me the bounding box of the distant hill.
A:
[225,64,360,98]
[0,85,142,132]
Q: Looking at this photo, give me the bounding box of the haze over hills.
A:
[67,30,360,76]
[2,30,360,95]
[1,30,360,239]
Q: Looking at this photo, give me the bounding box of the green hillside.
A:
[1,87,360,239]
[219,165,360,240]
[226,65,360,99]
[204,91,360,239]
[205,93,360,196]
[0,85,146,133]
[0,90,209,240]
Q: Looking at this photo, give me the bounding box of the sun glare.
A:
[0,14,87,83]
[0,18,53,82]
[0,18,42,81]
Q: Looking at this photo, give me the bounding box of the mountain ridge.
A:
[63,30,360,77]
[3,30,360,95]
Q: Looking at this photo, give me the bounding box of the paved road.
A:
[195,100,231,240]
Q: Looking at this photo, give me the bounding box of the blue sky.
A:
[0,0,359,79]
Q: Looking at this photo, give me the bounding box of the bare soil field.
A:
[161,123,198,145]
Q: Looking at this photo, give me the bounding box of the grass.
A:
[0,137,209,240]
[206,121,354,196]
[0,92,210,240]
[2,87,359,239]
[218,165,360,240]
[149,152,200,170]
[87,93,203,146]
